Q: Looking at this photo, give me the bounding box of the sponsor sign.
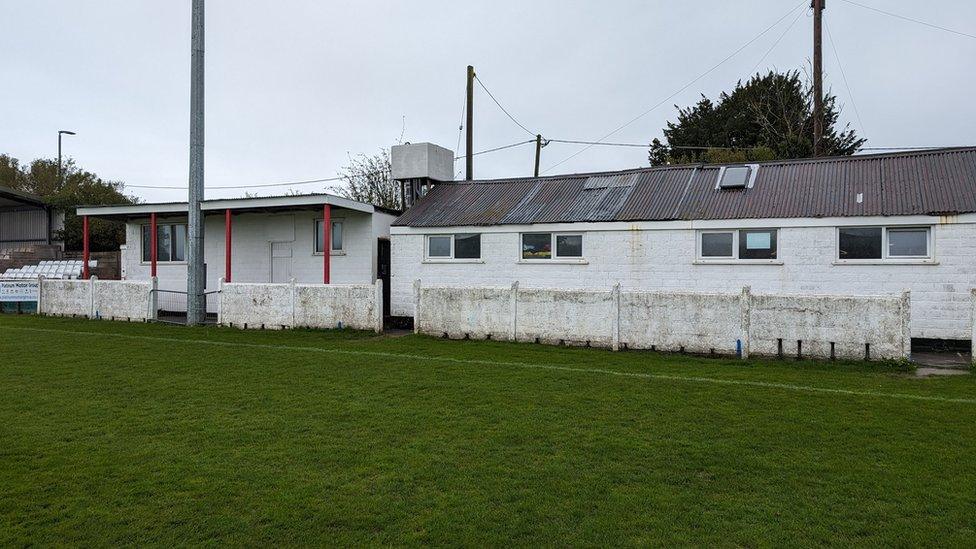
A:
[0,280,40,302]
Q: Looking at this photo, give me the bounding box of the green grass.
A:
[1,314,975,546]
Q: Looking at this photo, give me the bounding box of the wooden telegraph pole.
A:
[534,134,543,177]
[812,0,825,156]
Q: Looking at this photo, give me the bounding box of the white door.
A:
[270,241,293,283]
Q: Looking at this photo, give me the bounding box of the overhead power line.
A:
[474,74,538,137]
[124,141,536,191]
[824,20,867,138]
[749,5,807,76]
[838,0,976,40]
[540,0,808,174]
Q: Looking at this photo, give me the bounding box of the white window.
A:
[425,233,481,260]
[520,233,583,260]
[698,229,777,261]
[837,226,931,262]
[314,220,343,253]
[141,223,187,262]
[715,164,759,189]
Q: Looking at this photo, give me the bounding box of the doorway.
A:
[270,241,293,283]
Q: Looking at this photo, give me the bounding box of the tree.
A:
[335,149,401,210]
[0,154,135,251]
[649,70,865,166]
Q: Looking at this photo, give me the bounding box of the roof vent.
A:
[715,164,759,190]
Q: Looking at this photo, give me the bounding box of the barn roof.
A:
[393,147,976,227]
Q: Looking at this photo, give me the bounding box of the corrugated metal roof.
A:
[393,147,976,227]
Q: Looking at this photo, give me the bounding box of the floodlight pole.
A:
[186,0,206,325]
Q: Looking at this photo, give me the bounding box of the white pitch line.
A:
[4,325,975,405]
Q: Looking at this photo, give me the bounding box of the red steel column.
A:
[150,212,158,277]
[323,204,331,284]
[82,215,90,279]
[224,209,232,282]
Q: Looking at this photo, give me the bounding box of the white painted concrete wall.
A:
[220,281,382,332]
[39,278,152,321]
[414,283,910,360]
[124,209,395,298]
[392,218,976,340]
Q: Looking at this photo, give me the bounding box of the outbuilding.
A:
[390,146,976,345]
[78,193,397,312]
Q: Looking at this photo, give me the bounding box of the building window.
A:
[314,220,343,253]
[838,226,930,261]
[521,233,583,260]
[698,229,777,261]
[141,223,187,262]
[425,233,481,260]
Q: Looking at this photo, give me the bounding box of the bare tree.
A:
[335,149,401,210]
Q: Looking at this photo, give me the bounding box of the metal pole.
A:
[534,134,542,177]
[812,0,824,156]
[82,216,90,279]
[323,204,331,284]
[224,209,231,283]
[150,212,158,278]
[58,133,62,185]
[465,65,474,180]
[186,0,206,325]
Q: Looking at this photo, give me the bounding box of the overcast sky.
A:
[2,0,974,203]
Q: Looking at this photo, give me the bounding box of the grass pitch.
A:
[1,314,974,545]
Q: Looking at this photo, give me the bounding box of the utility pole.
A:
[812,0,825,156]
[187,0,206,325]
[533,134,542,177]
[465,65,474,180]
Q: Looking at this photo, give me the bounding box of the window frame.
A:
[518,232,586,263]
[423,233,483,262]
[695,228,780,264]
[140,222,188,264]
[835,225,934,264]
[714,164,760,190]
[313,219,344,255]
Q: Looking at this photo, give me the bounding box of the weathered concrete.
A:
[219,280,382,332]
[750,293,908,360]
[414,281,911,360]
[39,278,152,321]
[619,290,743,354]
[416,284,515,340]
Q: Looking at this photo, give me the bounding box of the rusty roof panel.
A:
[392,147,976,227]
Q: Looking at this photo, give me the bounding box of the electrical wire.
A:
[540,0,808,174]
[453,87,466,176]
[824,19,867,138]
[474,74,538,137]
[837,0,976,40]
[749,5,807,76]
[123,141,537,191]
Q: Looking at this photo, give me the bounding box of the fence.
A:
[38,277,154,321]
[218,279,383,333]
[413,281,914,361]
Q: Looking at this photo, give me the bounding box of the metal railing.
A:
[150,288,219,325]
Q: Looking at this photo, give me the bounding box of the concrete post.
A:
[413,279,421,334]
[88,275,98,319]
[216,277,224,325]
[611,283,621,351]
[36,275,44,315]
[901,290,912,360]
[510,281,519,341]
[374,279,384,334]
[740,286,752,359]
[149,276,158,321]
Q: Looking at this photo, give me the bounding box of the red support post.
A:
[323,204,331,284]
[224,209,232,282]
[82,215,90,279]
[150,212,158,277]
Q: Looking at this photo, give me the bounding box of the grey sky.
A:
[2,0,974,203]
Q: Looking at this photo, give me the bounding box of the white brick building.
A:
[391,147,976,343]
[78,194,396,304]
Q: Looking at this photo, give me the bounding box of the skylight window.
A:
[715,164,759,190]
